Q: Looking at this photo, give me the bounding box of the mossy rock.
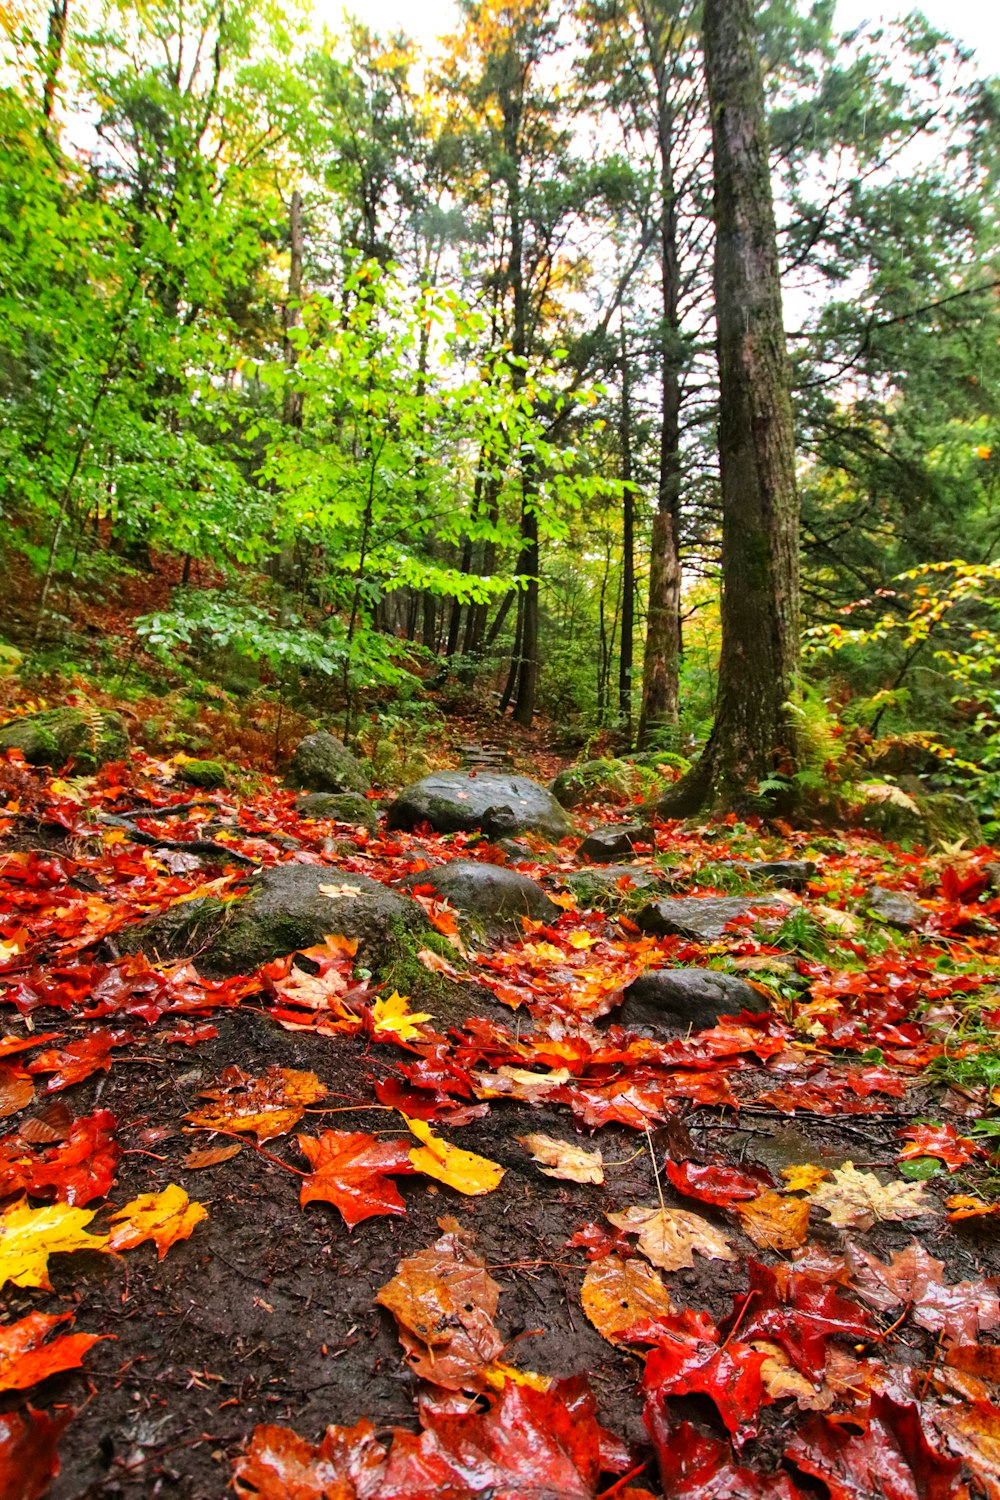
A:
[387,771,572,841]
[0,707,129,773]
[549,758,633,810]
[293,792,378,833]
[397,858,560,935]
[286,732,370,795]
[858,784,982,848]
[179,759,228,790]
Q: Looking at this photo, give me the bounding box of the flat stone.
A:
[286,732,370,795]
[294,792,377,833]
[732,860,817,891]
[398,859,560,931]
[578,824,656,863]
[865,885,926,931]
[561,864,665,896]
[617,967,765,1036]
[385,771,572,840]
[635,895,780,943]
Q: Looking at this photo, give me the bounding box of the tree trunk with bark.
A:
[656,0,800,814]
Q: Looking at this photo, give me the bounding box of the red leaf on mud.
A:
[665,1159,773,1207]
[26,1031,120,1092]
[846,1243,1000,1345]
[0,1310,105,1391]
[897,1123,983,1172]
[297,1131,414,1227]
[0,1110,120,1205]
[785,1394,963,1499]
[737,1260,873,1376]
[0,1034,63,1060]
[0,1064,34,1118]
[645,1408,803,1499]
[640,1308,769,1438]
[0,1406,73,1500]
[233,1377,632,1500]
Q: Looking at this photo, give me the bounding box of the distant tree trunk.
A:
[618,317,636,739]
[42,0,68,125]
[638,88,683,749]
[659,0,800,814]
[282,189,305,429]
[511,485,539,727]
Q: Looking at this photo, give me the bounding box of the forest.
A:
[3,0,1000,1496]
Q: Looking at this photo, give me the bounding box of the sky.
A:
[318,0,1000,74]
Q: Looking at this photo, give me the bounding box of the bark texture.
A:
[657,0,800,813]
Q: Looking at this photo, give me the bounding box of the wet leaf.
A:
[0,1064,34,1118]
[370,990,433,1041]
[186,1066,326,1141]
[581,1254,675,1345]
[846,1242,1000,1344]
[786,1393,962,1500]
[404,1115,505,1195]
[936,1397,1000,1496]
[808,1162,933,1231]
[0,1199,109,1290]
[182,1142,243,1169]
[664,1158,771,1206]
[897,1123,983,1173]
[641,1308,769,1438]
[297,1131,414,1227]
[0,1110,120,1206]
[645,1409,803,1498]
[517,1132,604,1184]
[735,1190,811,1250]
[781,1164,829,1193]
[0,1311,105,1392]
[606,1205,734,1272]
[107,1185,207,1259]
[0,1407,73,1500]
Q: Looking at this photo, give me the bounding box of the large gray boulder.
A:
[635,895,784,943]
[616,968,766,1036]
[398,859,560,932]
[124,864,427,977]
[286,732,370,795]
[0,707,129,773]
[386,771,572,841]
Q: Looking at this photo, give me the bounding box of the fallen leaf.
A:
[25,1031,117,1092]
[645,1409,802,1498]
[808,1162,933,1231]
[0,1199,109,1291]
[846,1242,1000,1344]
[0,1064,33,1118]
[405,1115,504,1196]
[581,1254,675,1345]
[0,1407,73,1500]
[606,1206,734,1272]
[946,1345,1000,1385]
[317,883,362,900]
[0,1110,120,1206]
[186,1066,326,1141]
[370,991,434,1041]
[182,1142,243,1169]
[517,1132,604,1184]
[786,1393,961,1500]
[297,1131,414,1227]
[897,1123,982,1173]
[936,1396,1000,1497]
[376,1226,504,1390]
[641,1307,769,1437]
[107,1185,207,1259]
[665,1159,771,1207]
[781,1164,829,1193]
[735,1191,811,1251]
[0,1311,105,1392]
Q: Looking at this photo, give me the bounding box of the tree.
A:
[657,0,800,813]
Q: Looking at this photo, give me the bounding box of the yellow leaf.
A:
[581,1254,674,1345]
[735,1191,810,1250]
[517,1132,604,1184]
[781,1164,829,1193]
[108,1186,207,1260]
[0,1199,109,1291]
[371,991,434,1041]
[809,1162,933,1231]
[606,1206,734,1272]
[976,445,992,460]
[404,1116,504,1196]
[565,930,596,950]
[482,1362,551,1391]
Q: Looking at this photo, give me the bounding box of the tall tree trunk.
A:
[638,80,683,748]
[511,491,538,727]
[618,317,636,739]
[282,188,305,430]
[660,0,800,813]
[42,0,68,125]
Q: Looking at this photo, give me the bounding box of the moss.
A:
[0,707,129,773]
[377,919,462,1005]
[180,759,228,789]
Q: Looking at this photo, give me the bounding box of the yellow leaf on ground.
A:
[108,1185,207,1259]
[736,1191,810,1251]
[482,1362,551,1392]
[404,1116,504,1196]
[371,991,434,1041]
[606,1206,734,1272]
[517,1133,604,1185]
[186,1066,326,1141]
[0,1199,109,1291]
[809,1162,933,1231]
[565,930,597,950]
[753,1340,831,1409]
[781,1164,829,1194]
[581,1254,675,1344]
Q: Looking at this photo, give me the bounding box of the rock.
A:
[398,859,560,931]
[635,895,782,943]
[616,967,766,1037]
[859,785,981,848]
[549,759,633,810]
[919,792,982,847]
[179,759,228,790]
[286,732,370,795]
[124,864,427,977]
[578,824,656,862]
[294,792,377,833]
[865,885,926,931]
[385,771,572,840]
[561,864,667,903]
[0,707,129,773]
[719,859,817,891]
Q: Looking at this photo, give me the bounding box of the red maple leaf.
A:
[785,1394,962,1499]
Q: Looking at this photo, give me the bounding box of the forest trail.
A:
[2,737,1000,1498]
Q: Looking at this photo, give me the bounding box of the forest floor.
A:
[3,733,1000,1499]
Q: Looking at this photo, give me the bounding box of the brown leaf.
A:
[376,1226,503,1391]
[517,1132,604,1184]
[581,1254,675,1345]
[606,1206,734,1272]
[808,1162,933,1231]
[847,1243,1000,1344]
[186,1066,326,1141]
[0,1066,33,1119]
[735,1191,810,1251]
[182,1143,243,1169]
[936,1399,1000,1499]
